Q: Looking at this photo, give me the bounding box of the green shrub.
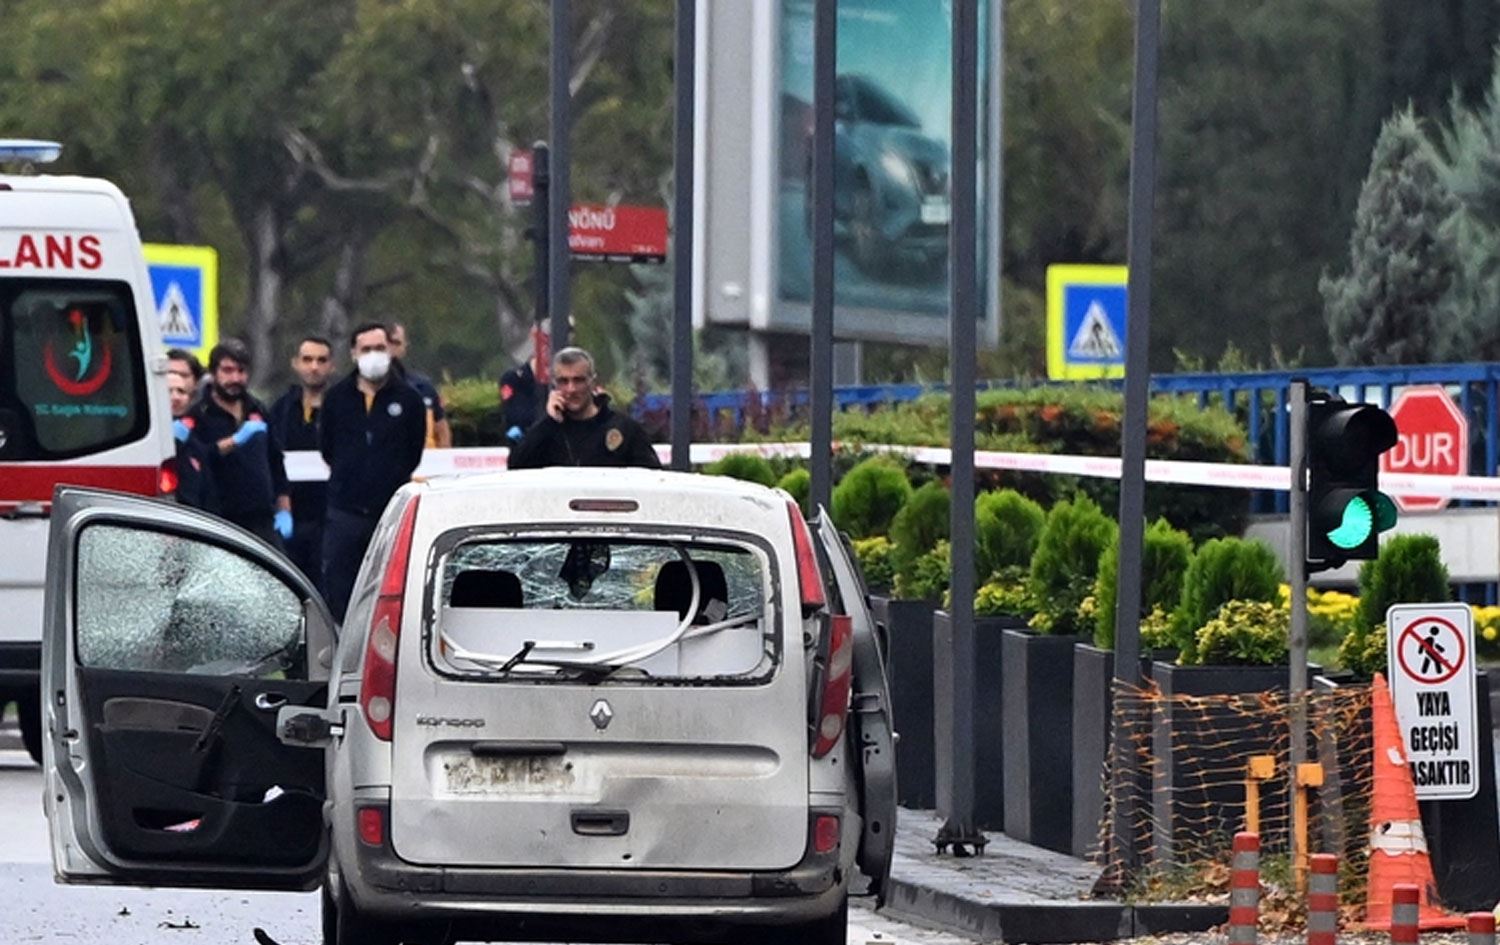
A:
[1170,538,1284,660]
[889,480,950,567]
[1094,519,1194,649]
[975,489,1046,581]
[831,456,913,539]
[704,453,778,488]
[1027,495,1117,636]
[852,536,897,592]
[1139,605,1177,652]
[778,467,811,515]
[1355,534,1450,629]
[973,565,1033,618]
[1340,535,1450,677]
[895,540,950,602]
[442,377,505,446]
[1184,600,1290,666]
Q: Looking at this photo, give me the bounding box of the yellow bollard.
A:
[1244,754,1276,835]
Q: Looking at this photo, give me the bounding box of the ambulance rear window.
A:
[0,279,148,460]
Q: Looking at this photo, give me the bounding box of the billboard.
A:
[696,0,999,346]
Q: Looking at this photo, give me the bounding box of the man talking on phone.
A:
[507,346,661,470]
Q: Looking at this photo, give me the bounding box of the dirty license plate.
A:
[443,755,576,795]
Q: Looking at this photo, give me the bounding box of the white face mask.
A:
[357,350,391,382]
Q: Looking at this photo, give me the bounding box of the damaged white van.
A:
[41,469,896,945]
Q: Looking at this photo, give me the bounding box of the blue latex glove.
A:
[506,425,524,443]
[232,419,268,447]
[274,509,294,541]
[172,419,190,443]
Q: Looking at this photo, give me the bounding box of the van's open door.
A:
[813,510,897,903]
[43,487,333,890]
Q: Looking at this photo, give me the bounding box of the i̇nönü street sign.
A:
[1386,602,1479,801]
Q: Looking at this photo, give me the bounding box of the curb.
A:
[883,875,1228,944]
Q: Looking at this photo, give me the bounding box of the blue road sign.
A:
[1046,264,1127,380]
[144,245,218,358]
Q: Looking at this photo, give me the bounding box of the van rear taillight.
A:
[787,502,826,612]
[359,496,421,741]
[810,614,853,758]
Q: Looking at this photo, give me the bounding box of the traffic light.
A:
[1305,396,1399,571]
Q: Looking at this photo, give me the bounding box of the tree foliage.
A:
[1321,109,1459,365]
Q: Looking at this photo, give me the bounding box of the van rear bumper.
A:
[342,801,844,928]
[0,642,40,690]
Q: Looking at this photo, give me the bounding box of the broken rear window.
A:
[431,537,775,683]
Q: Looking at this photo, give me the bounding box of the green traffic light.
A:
[1374,491,1398,532]
[1326,495,1374,550]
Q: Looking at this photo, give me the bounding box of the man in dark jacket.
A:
[187,340,292,547]
[319,323,427,620]
[268,335,334,587]
[167,370,218,514]
[498,350,546,446]
[508,347,661,470]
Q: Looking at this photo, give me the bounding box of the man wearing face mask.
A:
[186,339,292,547]
[319,322,427,620]
[508,347,661,470]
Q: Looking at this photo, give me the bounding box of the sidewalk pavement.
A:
[880,809,1227,944]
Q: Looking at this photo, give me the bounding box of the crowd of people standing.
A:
[165,329,659,620]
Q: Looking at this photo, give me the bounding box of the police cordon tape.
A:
[280,443,1500,502]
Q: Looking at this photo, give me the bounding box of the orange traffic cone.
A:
[1359,673,1465,930]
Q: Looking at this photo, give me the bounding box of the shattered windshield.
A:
[76,524,304,677]
[433,537,774,682]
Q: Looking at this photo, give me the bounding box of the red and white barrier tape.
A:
[280,442,1500,502]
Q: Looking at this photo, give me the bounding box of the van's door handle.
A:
[571,810,629,837]
[253,692,288,712]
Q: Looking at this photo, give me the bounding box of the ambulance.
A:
[0,141,175,763]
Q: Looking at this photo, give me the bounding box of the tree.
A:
[1320,109,1458,365]
[1431,47,1500,360]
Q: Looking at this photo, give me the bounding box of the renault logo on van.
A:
[589,699,614,730]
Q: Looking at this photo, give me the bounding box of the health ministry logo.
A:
[43,308,113,396]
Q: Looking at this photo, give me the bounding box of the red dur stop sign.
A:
[1381,386,1468,512]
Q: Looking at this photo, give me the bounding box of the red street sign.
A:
[1382,385,1468,512]
[568,204,668,264]
[508,150,534,206]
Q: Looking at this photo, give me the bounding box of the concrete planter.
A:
[1002,629,1084,853]
[872,595,939,809]
[932,610,1026,830]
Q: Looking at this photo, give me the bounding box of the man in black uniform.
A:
[167,370,218,513]
[187,340,292,547]
[319,323,427,621]
[268,335,334,586]
[508,347,661,470]
[498,349,546,446]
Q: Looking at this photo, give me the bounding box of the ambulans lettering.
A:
[0,234,103,270]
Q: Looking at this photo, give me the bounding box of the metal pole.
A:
[531,143,551,331]
[935,0,981,853]
[548,0,572,352]
[809,0,836,513]
[1288,378,1310,882]
[670,0,697,471]
[1107,0,1162,882]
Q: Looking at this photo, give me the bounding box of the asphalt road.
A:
[0,744,973,945]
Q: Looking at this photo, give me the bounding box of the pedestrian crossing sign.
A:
[1046,264,1128,380]
[144,244,219,360]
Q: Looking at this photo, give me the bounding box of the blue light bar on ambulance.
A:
[0,140,63,164]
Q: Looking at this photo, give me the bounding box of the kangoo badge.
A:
[605,428,624,452]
